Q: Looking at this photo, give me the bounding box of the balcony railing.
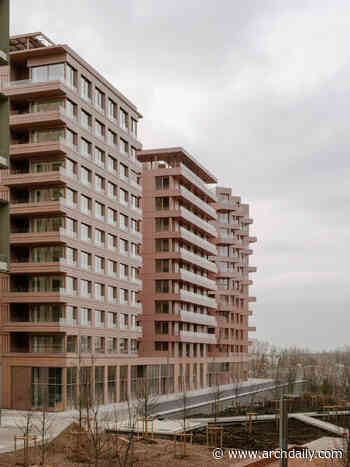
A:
[180,310,217,326]
[180,206,216,237]
[179,163,216,201]
[179,269,217,290]
[179,248,217,273]
[179,185,216,219]
[180,330,216,343]
[179,227,217,255]
[180,289,217,308]
[31,344,65,353]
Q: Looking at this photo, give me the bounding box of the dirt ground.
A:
[0,419,341,467]
[192,419,339,450]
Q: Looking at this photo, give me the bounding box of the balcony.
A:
[179,185,216,219]
[180,206,216,237]
[179,248,217,273]
[179,164,216,202]
[0,154,8,169]
[248,236,257,243]
[180,310,217,326]
[180,330,216,344]
[180,289,217,308]
[179,227,217,255]
[179,269,217,290]
[0,50,8,66]
[3,167,76,188]
[248,266,257,273]
[10,138,69,157]
[9,109,69,130]
[0,255,9,272]
[5,77,71,100]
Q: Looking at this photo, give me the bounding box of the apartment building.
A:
[213,187,257,382]
[0,0,10,274]
[0,32,145,410]
[137,148,256,392]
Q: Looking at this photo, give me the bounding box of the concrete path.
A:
[292,413,348,437]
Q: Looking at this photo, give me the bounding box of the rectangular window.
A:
[120,213,128,231]
[107,233,117,251]
[81,166,92,186]
[107,207,117,225]
[95,174,105,193]
[107,130,117,146]
[95,228,105,247]
[156,259,170,273]
[95,255,105,274]
[81,138,92,159]
[66,99,77,120]
[81,223,91,242]
[156,280,169,293]
[107,182,117,200]
[107,155,117,175]
[81,109,92,130]
[120,163,128,180]
[95,120,105,140]
[94,147,105,168]
[107,99,117,121]
[155,197,169,210]
[95,283,105,301]
[155,176,170,190]
[155,238,169,252]
[81,251,91,270]
[80,308,91,327]
[80,195,91,215]
[66,64,77,88]
[155,217,169,232]
[80,279,91,298]
[94,87,105,112]
[119,188,128,206]
[32,63,65,82]
[120,138,128,155]
[119,108,128,131]
[131,118,137,137]
[120,238,128,255]
[81,76,92,101]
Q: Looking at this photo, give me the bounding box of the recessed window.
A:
[81,110,92,130]
[94,87,105,112]
[81,76,92,101]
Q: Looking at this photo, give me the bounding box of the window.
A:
[120,289,128,305]
[95,255,104,274]
[155,238,169,252]
[95,283,105,301]
[107,207,117,225]
[107,182,117,200]
[107,99,117,121]
[119,108,128,131]
[80,279,92,298]
[95,201,105,221]
[120,263,129,280]
[120,163,128,180]
[130,266,138,282]
[107,233,117,251]
[155,197,169,210]
[66,64,77,88]
[95,228,105,247]
[107,312,117,329]
[81,110,92,130]
[107,286,117,303]
[81,76,92,101]
[65,188,77,208]
[130,146,137,161]
[108,130,117,146]
[66,247,76,265]
[119,188,128,206]
[66,99,77,120]
[81,223,91,242]
[155,176,169,190]
[155,217,169,232]
[120,338,128,354]
[32,63,65,82]
[81,138,92,158]
[80,308,91,327]
[94,147,105,168]
[156,301,169,314]
[107,260,117,277]
[81,166,92,186]
[95,175,105,193]
[65,158,76,178]
[94,336,105,353]
[107,155,117,175]
[120,213,128,231]
[131,118,137,137]
[81,251,91,270]
[95,310,105,328]
[130,242,139,257]
[65,128,77,149]
[156,259,169,273]
[155,342,168,352]
[130,339,138,353]
[120,238,128,255]
[156,280,169,293]
[130,218,139,234]
[155,321,169,335]
[80,195,91,215]
[130,195,139,210]
[130,290,138,306]
[65,217,76,238]
[107,337,118,353]
[95,120,105,140]
[120,138,128,155]
[94,87,105,112]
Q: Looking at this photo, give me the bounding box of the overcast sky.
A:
[10,0,350,351]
